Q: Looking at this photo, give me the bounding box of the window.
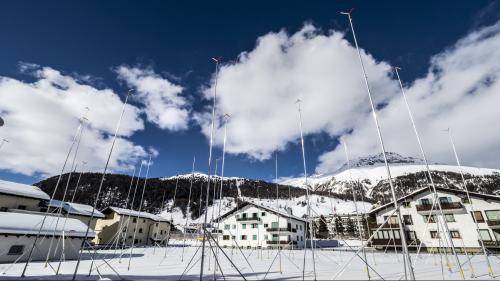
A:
[264,235,268,240]
[242,224,246,229]
[224,224,230,230]
[264,224,268,228]
[406,231,416,241]
[450,231,461,238]
[232,224,236,229]
[133,218,137,223]
[485,210,500,221]
[403,215,413,225]
[479,229,492,241]
[471,211,485,223]
[241,235,247,240]
[236,214,240,219]
[261,212,266,216]
[139,228,143,233]
[439,197,451,204]
[402,202,411,208]
[242,213,247,218]
[143,219,146,223]
[231,235,236,240]
[423,215,437,223]
[300,225,303,230]
[252,235,257,240]
[223,235,230,240]
[420,198,432,205]
[444,214,456,222]
[430,231,440,238]
[271,222,279,228]
[8,245,24,255]
[272,234,279,241]
[461,197,470,204]
[17,205,27,210]
[384,215,398,224]
[252,212,258,217]
[122,227,127,232]
[251,223,258,229]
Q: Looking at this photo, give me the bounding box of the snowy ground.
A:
[2,243,500,280]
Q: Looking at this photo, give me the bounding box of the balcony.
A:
[368,222,401,229]
[486,220,500,229]
[266,240,298,245]
[370,239,420,247]
[266,227,297,233]
[416,202,463,214]
[236,217,261,222]
[480,240,500,248]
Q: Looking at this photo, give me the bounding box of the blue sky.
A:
[1,1,499,184]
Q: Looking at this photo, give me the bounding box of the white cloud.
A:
[316,22,500,173]
[196,24,398,160]
[116,66,190,131]
[0,64,147,177]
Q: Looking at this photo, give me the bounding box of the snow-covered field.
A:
[2,244,499,280]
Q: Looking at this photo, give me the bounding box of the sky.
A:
[0,1,499,184]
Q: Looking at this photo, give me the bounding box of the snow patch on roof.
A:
[49,200,105,218]
[0,180,50,201]
[106,206,169,222]
[0,212,95,237]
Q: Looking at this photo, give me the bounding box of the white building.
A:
[0,180,50,212]
[46,199,105,230]
[369,187,500,252]
[0,212,95,262]
[215,201,308,249]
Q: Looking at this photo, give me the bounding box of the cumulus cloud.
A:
[196,24,398,160]
[197,21,500,173]
[317,22,500,173]
[0,64,147,177]
[116,66,190,131]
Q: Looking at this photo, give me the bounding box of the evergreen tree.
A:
[315,215,329,239]
[345,216,356,237]
[334,215,344,237]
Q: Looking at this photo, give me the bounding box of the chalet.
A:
[369,186,500,252]
[0,180,50,212]
[215,201,308,249]
[94,206,171,246]
[0,212,95,262]
[46,199,105,230]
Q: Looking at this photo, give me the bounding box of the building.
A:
[94,206,171,246]
[320,213,369,239]
[46,199,105,230]
[0,212,95,262]
[369,187,500,252]
[215,201,308,249]
[0,180,50,212]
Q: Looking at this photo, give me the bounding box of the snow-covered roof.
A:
[48,200,105,218]
[0,180,50,201]
[216,200,308,223]
[103,206,170,222]
[0,212,95,238]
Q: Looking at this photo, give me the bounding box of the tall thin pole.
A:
[394,67,465,278]
[342,141,370,280]
[181,157,196,261]
[0,138,8,150]
[275,153,282,274]
[340,10,414,280]
[71,89,133,280]
[296,99,317,281]
[208,158,220,271]
[447,128,494,277]
[153,189,167,253]
[116,165,137,250]
[128,155,152,270]
[200,57,221,281]
[164,176,179,258]
[22,114,86,277]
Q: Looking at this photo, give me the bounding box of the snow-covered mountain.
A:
[281,152,500,202]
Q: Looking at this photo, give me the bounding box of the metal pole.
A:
[200,57,221,281]
[128,155,152,270]
[447,128,494,278]
[394,67,465,278]
[296,99,317,281]
[340,9,414,280]
[275,153,282,274]
[71,90,133,280]
[182,157,196,262]
[0,138,8,150]
[342,141,370,280]
[22,115,85,277]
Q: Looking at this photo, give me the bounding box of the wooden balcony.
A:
[416,202,463,213]
[266,240,297,245]
[368,222,401,229]
[266,227,297,233]
[481,240,500,247]
[236,217,261,222]
[486,220,500,228]
[370,238,420,247]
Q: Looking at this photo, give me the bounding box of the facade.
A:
[369,187,500,252]
[0,180,50,212]
[0,212,95,262]
[46,199,105,230]
[215,201,308,249]
[94,206,171,246]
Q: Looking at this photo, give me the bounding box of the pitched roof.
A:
[48,200,105,218]
[370,186,500,215]
[0,212,95,238]
[102,206,170,223]
[215,200,308,223]
[0,180,50,201]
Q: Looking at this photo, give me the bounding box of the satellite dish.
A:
[0,117,4,127]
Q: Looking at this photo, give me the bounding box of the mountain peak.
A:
[334,152,425,173]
